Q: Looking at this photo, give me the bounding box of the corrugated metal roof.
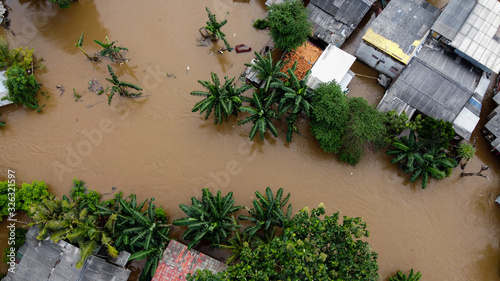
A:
[4,226,131,281]
[362,0,441,64]
[451,0,500,73]
[377,41,482,140]
[307,0,375,47]
[431,0,475,41]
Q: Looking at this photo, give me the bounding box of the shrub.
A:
[3,65,42,111]
[457,142,475,161]
[253,19,269,30]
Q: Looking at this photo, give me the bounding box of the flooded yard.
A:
[0,0,500,280]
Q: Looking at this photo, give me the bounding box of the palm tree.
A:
[173,188,241,249]
[104,65,142,105]
[238,91,280,141]
[238,187,292,237]
[244,51,287,93]
[205,7,231,51]
[191,72,252,124]
[94,36,128,63]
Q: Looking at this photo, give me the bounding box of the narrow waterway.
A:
[0,0,499,280]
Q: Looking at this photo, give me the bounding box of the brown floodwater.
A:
[1,0,500,280]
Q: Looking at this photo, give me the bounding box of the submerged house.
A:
[431,0,500,74]
[307,0,375,47]
[355,0,441,78]
[484,86,500,153]
[377,38,488,140]
[306,44,356,91]
[0,70,12,107]
[3,226,131,281]
[152,240,227,280]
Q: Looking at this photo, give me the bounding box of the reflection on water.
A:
[0,0,499,280]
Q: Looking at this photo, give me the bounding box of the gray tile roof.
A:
[362,0,441,64]
[431,0,475,41]
[450,0,500,73]
[377,40,483,140]
[4,226,131,281]
[307,0,375,46]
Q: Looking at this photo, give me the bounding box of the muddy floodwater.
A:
[1,0,500,280]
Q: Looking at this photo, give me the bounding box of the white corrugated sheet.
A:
[307,44,356,91]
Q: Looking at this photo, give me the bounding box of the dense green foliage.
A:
[104,65,142,105]
[188,206,379,281]
[382,111,422,147]
[49,0,74,9]
[238,187,291,236]
[0,113,4,127]
[0,37,37,72]
[389,269,422,281]
[0,180,50,221]
[29,180,118,268]
[191,72,252,124]
[388,130,458,189]
[339,97,387,165]
[310,82,349,153]
[173,188,241,249]
[100,195,171,281]
[94,36,128,63]
[266,0,312,52]
[253,18,269,30]
[457,142,475,161]
[3,65,42,111]
[417,116,455,149]
[238,91,280,141]
[205,7,231,51]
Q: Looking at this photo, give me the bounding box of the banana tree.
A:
[410,149,457,189]
[273,62,313,142]
[191,72,252,124]
[75,32,97,61]
[94,36,128,63]
[389,269,422,281]
[244,51,287,94]
[238,187,292,237]
[205,7,231,51]
[104,65,142,105]
[238,91,280,141]
[105,195,170,281]
[386,130,423,173]
[173,188,241,249]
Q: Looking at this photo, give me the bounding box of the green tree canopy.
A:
[3,65,41,111]
[416,116,454,149]
[188,206,380,281]
[266,0,312,52]
[310,81,349,154]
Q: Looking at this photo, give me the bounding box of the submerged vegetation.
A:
[103,65,142,105]
[205,7,231,52]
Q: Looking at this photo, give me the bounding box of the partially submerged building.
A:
[431,0,500,74]
[0,70,12,107]
[3,226,131,281]
[307,0,375,47]
[355,0,441,78]
[280,41,324,80]
[306,44,356,91]
[377,39,488,140]
[152,240,227,281]
[484,87,500,152]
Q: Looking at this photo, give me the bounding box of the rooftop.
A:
[377,40,484,140]
[280,41,323,80]
[307,44,356,91]
[307,0,375,46]
[450,0,500,73]
[3,226,131,281]
[431,0,475,41]
[152,240,227,281]
[362,0,441,64]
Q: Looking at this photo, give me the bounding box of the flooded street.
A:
[1,0,500,280]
